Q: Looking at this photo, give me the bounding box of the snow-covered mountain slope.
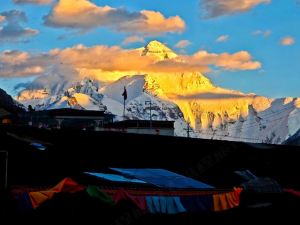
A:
[99,75,189,136]
[143,72,300,143]
[16,41,300,144]
[17,78,106,111]
[100,75,145,103]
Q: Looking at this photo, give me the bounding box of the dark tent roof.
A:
[110,168,214,189]
[84,172,147,184]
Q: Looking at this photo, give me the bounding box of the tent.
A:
[110,168,214,189]
[85,172,147,184]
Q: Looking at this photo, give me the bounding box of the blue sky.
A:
[0,0,299,98]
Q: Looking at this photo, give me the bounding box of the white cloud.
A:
[0,10,39,42]
[118,10,185,36]
[216,35,229,42]
[252,30,271,37]
[0,15,5,23]
[44,0,185,36]
[281,36,295,46]
[122,36,145,45]
[175,40,191,49]
[13,0,52,4]
[191,50,261,71]
[201,0,271,18]
[0,50,44,76]
[0,43,262,78]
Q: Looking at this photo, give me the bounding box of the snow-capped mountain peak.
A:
[141,40,177,60]
[66,77,102,102]
[15,41,300,144]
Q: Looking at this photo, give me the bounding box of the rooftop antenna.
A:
[145,100,152,128]
[184,118,191,138]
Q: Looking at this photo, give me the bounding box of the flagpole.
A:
[122,86,127,119]
[123,98,125,118]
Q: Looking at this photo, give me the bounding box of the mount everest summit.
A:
[16,41,300,144]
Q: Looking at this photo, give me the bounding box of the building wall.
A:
[127,128,174,136]
[96,127,174,136]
